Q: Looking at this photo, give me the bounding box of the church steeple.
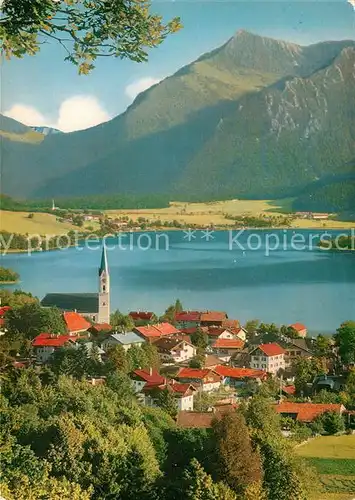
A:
[97,244,110,324]
[99,244,108,276]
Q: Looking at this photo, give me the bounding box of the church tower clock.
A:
[98,244,110,324]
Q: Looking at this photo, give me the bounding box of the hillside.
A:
[1,31,355,200]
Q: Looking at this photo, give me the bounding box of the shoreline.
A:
[1,225,354,255]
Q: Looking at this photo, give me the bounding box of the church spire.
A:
[99,243,109,276]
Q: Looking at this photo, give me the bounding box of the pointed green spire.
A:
[99,244,108,276]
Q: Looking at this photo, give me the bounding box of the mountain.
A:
[1,31,355,201]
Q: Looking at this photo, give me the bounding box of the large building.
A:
[41,245,110,325]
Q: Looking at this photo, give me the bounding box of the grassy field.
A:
[107,199,354,229]
[297,436,355,500]
[0,210,77,235]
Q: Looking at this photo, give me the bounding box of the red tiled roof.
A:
[275,402,344,422]
[290,323,307,332]
[132,368,166,385]
[91,323,112,332]
[169,382,197,395]
[204,354,223,368]
[135,322,180,339]
[177,411,218,428]
[212,338,245,349]
[282,385,296,395]
[180,327,198,335]
[63,311,91,333]
[0,318,5,327]
[255,343,286,357]
[200,311,227,323]
[129,311,155,321]
[213,365,267,380]
[175,311,201,322]
[207,327,227,337]
[0,306,11,316]
[222,319,240,329]
[32,332,78,347]
[176,367,213,380]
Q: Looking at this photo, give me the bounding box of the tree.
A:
[110,310,135,333]
[5,303,67,339]
[255,323,280,344]
[0,289,37,308]
[0,0,182,74]
[294,357,324,397]
[280,325,299,339]
[141,342,161,370]
[191,328,209,349]
[161,299,183,324]
[150,387,177,419]
[335,321,355,365]
[181,458,236,500]
[105,344,128,373]
[314,334,332,359]
[317,411,345,435]
[213,412,262,495]
[244,319,260,343]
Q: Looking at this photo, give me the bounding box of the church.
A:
[41,245,110,325]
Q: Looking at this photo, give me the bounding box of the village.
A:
[1,245,354,436]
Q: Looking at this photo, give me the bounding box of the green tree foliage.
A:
[149,387,177,419]
[5,303,67,338]
[335,321,355,365]
[0,0,181,73]
[293,179,355,213]
[244,395,316,500]
[0,266,19,283]
[0,289,37,307]
[316,411,345,435]
[191,328,209,349]
[213,412,262,495]
[161,299,183,324]
[294,357,324,396]
[105,344,128,373]
[254,323,280,344]
[181,458,236,500]
[110,309,135,333]
[314,334,333,359]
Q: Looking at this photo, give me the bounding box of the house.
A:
[143,381,197,412]
[200,311,228,327]
[206,327,237,344]
[101,331,145,352]
[32,332,80,363]
[233,327,248,342]
[175,311,202,329]
[230,349,251,368]
[130,368,166,393]
[213,365,267,387]
[284,338,313,367]
[250,343,286,375]
[289,323,307,338]
[311,213,330,220]
[222,319,240,330]
[153,337,196,363]
[134,322,180,342]
[275,402,346,423]
[129,311,155,323]
[176,411,218,429]
[88,323,112,335]
[211,338,245,362]
[175,367,222,392]
[63,311,92,335]
[204,354,224,370]
[282,385,296,397]
[312,374,345,394]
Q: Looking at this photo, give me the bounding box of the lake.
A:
[1,229,354,334]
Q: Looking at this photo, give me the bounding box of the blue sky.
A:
[2,0,355,131]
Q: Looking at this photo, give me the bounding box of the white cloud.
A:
[3,104,47,127]
[348,0,355,10]
[3,96,110,132]
[125,77,161,101]
[56,95,110,132]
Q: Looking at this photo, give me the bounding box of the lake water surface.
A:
[1,229,354,334]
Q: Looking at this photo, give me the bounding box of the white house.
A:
[211,338,245,362]
[32,333,79,364]
[175,368,222,392]
[249,343,286,375]
[144,381,196,411]
[153,337,196,363]
[101,331,145,352]
[130,368,166,393]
